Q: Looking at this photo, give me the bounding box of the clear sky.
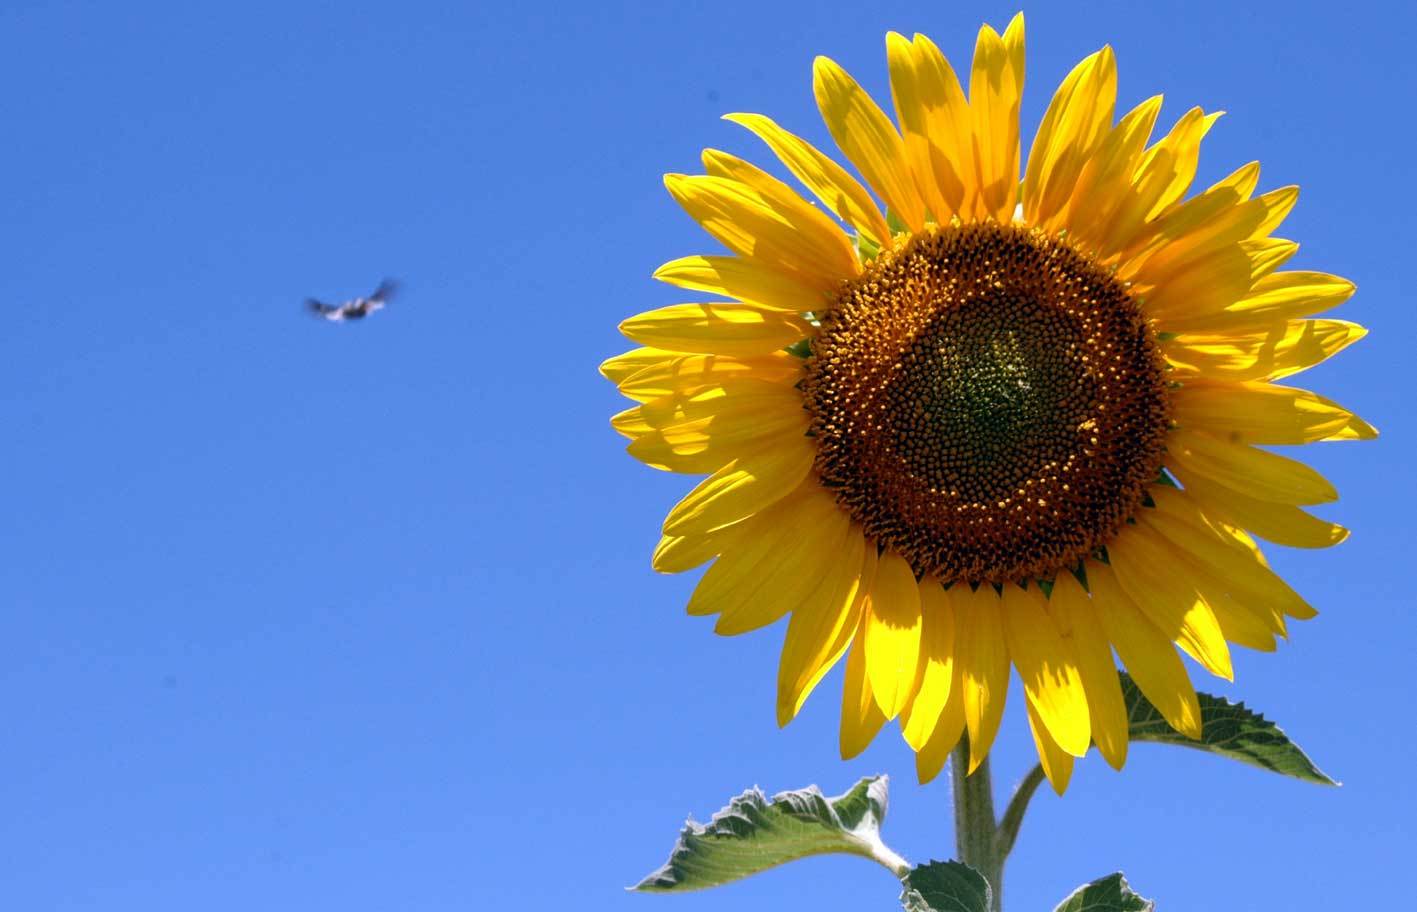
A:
[2,1,1413,909]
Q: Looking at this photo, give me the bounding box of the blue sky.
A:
[2,1,1413,909]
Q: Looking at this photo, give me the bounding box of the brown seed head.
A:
[801,222,1170,585]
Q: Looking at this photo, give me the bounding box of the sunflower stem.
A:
[996,764,1046,860]
[951,742,1004,912]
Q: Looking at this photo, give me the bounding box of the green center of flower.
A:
[801,223,1170,585]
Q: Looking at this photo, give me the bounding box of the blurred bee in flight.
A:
[306,279,397,322]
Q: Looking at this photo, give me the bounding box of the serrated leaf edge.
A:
[633,776,906,892]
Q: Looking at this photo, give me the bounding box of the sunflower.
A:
[602,13,1373,793]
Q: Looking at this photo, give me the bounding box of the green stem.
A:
[951,742,1003,912]
[996,764,1046,861]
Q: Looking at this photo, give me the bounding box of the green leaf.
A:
[633,776,907,892]
[783,338,813,359]
[1121,672,1337,785]
[885,208,909,235]
[900,861,992,912]
[1053,873,1153,912]
[855,230,882,262]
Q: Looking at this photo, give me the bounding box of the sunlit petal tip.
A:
[1272,184,1301,214]
[1001,585,1091,757]
[699,148,728,172]
[775,535,870,727]
[915,752,944,786]
[861,550,923,720]
[598,354,629,382]
[1025,699,1074,795]
[840,626,889,759]
[1342,415,1379,440]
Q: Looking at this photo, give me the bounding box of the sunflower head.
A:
[604,13,1374,794]
[804,222,1172,587]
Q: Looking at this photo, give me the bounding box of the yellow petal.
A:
[663,438,816,536]
[701,149,860,267]
[909,33,977,215]
[900,580,956,750]
[1165,428,1338,505]
[1189,581,1280,652]
[1146,486,1316,622]
[724,112,893,248]
[686,487,847,633]
[1101,107,1222,256]
[914,652,967,784]
[1107,524,1233,681]
[813,56,926,231]
[776,531,871,725]
[968,15,1025,221]
[1049,573,1129,770]
[712,515,853,637]
[1000,584,1091,756]
[652,523,751,574]
[626,430,758,474]
[1229,525,1316,620]
[1087,561,1203,738]
[1169,468,1349,549]
[1139,109,1224,213]
[1133,184,1298,286]
[617,351,804,405]
[1172,381,1377,444]
[682,492,806,608]
[841,623,888,759]
[625,410,805,474]
[1063,94,1162,249]
[1023,45,1117,230]
[600,347,675,390]
[886,32,951,223]
[863,549,924,720]
[664,173,858,286]
[651,533,716,574]
[1025,697,1075,795]
[611,404,655,439]
[652,255,827,313]
[618,380,799,446]
[1144,502,1285,636]
[1200,271,1358,330]
[617,352,801,402]
[1139,508,1285,648]
[1164,319,1367,383]
[623,382,763,429]
[618,379,803,448]
[955,585,1010,772]
[1144,237,1300,326]
[619,303,812,357]
[1119,161,1262,278]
